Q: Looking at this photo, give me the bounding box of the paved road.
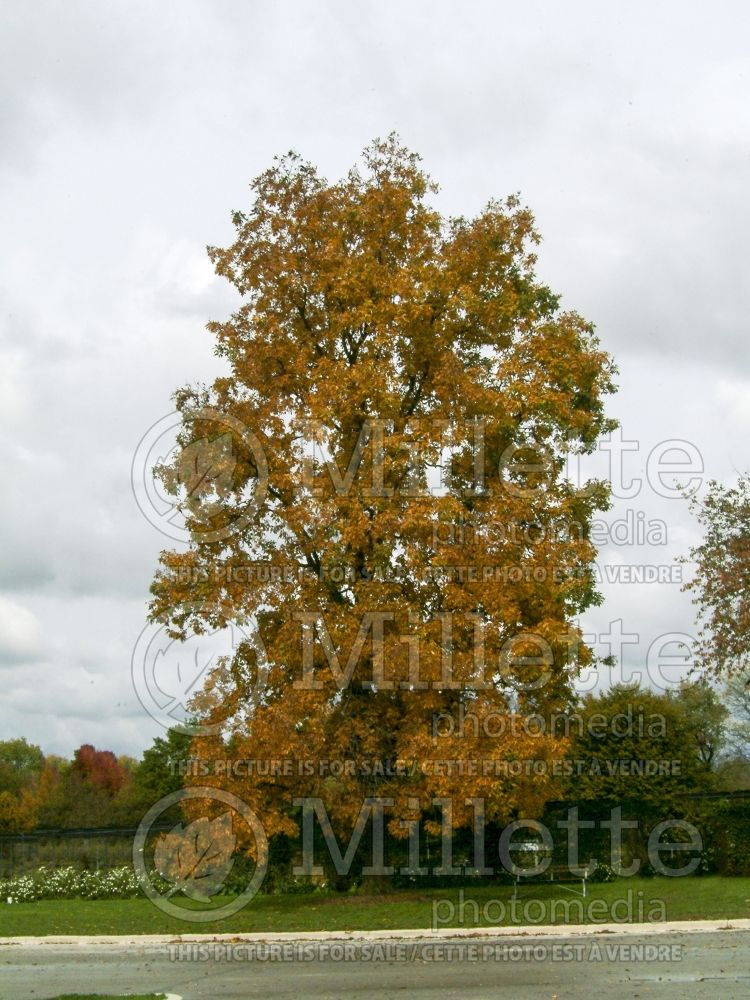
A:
[1,931,749,1000]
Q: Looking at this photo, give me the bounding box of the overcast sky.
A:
[1,0,749,758]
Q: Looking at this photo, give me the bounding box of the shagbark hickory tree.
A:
[149,136,617,842]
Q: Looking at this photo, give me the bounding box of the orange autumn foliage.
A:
[149,136,617,841]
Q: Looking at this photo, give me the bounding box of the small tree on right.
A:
[684,475,750,679]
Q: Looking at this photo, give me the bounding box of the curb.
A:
[3,918,750,947]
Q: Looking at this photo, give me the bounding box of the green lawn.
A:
[3,877,750,936]
[44,996,164,999]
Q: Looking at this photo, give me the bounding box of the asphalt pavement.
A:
[1,927,749,1000]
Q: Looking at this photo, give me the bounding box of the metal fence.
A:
[0,825,171,878]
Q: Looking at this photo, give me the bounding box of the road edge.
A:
[3,918,750,947]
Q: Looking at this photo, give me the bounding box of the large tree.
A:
[149,136,617,841]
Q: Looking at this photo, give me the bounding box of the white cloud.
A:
[0,597,44,664]
[717,378,750,428]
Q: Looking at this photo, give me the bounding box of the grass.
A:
[44,996,165,999]
[2,876,749,936]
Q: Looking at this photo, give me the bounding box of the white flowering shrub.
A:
[0,865,161,902]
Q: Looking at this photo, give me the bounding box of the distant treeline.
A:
[1,679,749,835]
[0,729,192,833]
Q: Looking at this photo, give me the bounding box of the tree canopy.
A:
[149,136,618,839]
[563,681,727,810]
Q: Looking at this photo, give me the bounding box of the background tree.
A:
[149,136,617,841]
[32,745,134,829]
[684,475,750,679]
[0,790,38,833]
[0,738,44,797]
[0,737,193,833]
[712,667,750,789]
[32,756,67,828]
[129,727,194,821]
[0,739,45,833]
[69,744,128,797]
[670,679,728,771]
[564,681,726,810]
[722,668,750,757]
